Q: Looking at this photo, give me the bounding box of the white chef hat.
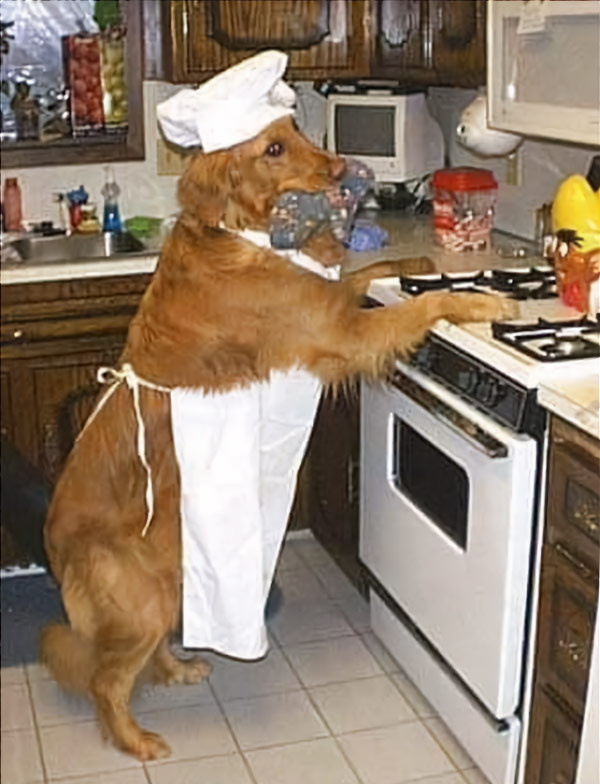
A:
[157,50,296,153]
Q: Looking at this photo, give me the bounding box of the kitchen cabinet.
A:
[300,387,366,592]
[372,0,486,87]
[159,0,485,87]
[162,0,370,82]
[525,417,599,784]
[0,274,151,483]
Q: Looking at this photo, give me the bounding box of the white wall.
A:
[427,87,599,240]
[1,81,183,226]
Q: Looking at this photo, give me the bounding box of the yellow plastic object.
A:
[551,174,600,252]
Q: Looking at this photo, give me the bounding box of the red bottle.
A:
[2,178,23,232]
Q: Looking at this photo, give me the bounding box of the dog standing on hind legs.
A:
[40,52,516,762]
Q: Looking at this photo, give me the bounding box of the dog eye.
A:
[265,142,284,157]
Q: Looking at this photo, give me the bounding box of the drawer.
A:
[547,427,600,567]
[537,542,598,716]
[1,312,136,350]
[525,684,581,784]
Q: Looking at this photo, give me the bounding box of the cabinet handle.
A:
[554,542,594,581]
[43,422,62,478]
[557,637,586,669]
[573,504,599,535]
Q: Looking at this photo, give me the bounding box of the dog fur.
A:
[41,117,514,760]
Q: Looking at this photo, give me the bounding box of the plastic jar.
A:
[431,167,498,251]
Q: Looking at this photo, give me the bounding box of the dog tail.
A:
[39,623,95,694]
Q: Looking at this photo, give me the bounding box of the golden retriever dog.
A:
[41,116,513,761]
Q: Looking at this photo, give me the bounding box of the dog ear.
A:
[177,152,233,227]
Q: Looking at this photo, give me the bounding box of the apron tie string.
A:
[79,363,171,537]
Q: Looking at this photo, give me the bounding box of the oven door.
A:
[360,364,538,719]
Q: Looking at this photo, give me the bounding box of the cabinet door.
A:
[537,543,598,716]
[525,685,581,784]
[429,0,486,87]
[306,389,363,589]
[371,0,433,81]
[165,0,369,82]
[3,339,124,483]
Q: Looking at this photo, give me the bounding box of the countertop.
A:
[1,214,598,440]
[0,213,535,285]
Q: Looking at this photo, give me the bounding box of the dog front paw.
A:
[444,292,519,324]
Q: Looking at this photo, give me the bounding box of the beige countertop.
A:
[538,375,600,441]
[0,214,537,286]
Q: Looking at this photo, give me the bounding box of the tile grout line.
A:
[420,718,471,777]
[24,661,51,784]
[275,635,367,784]
[205,678,261,784]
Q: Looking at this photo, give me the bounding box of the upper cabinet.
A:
[371,0,485,86]
[161,0,486,87]
[163,0,370,82]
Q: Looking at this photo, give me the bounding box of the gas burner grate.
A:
[400,266,557,300]
[492,316,600,361]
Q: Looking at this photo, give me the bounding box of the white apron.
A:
[173,230,340,659]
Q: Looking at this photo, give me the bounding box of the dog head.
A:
[177,117,346,232]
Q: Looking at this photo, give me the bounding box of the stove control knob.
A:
[479,378,506,407]
[457,368,479,394]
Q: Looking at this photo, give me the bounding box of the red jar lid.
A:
[432,167,498,192]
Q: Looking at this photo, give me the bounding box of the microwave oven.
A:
[488,1,600,146]
[326,91,444,183]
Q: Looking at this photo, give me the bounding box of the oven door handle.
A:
[389,373,509,460]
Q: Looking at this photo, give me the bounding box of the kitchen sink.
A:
[5,231,146,265]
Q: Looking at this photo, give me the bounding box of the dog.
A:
[41,116,514,761]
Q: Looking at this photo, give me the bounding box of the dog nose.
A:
[329,155,346,180]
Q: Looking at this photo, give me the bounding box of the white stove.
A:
[361,268,599,784]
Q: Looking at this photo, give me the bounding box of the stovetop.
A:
[367,269,600,389]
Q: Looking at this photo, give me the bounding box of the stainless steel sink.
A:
[6,231,146,265]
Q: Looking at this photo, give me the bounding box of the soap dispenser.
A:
[102,166,123,233]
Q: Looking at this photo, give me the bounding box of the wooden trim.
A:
[1,0,146,169]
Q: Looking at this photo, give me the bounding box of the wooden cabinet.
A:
[1,274,151,483]
[160,0,486,87]
[428,0,486,86]
[163,0,370,82]
[300,387,365,591]
[525,417,599,784]
[372,0,485,86]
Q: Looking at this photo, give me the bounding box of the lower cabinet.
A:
[301,387,365,592]
[525,416,599,784]
[0,274,151,567]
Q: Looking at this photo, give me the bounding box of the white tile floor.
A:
[1,533,492,784]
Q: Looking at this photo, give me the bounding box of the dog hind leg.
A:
[91,624,171,761]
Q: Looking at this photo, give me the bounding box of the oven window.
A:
[393,419,469,549]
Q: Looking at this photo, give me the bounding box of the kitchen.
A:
[1,2,599,784]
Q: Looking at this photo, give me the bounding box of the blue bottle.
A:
[102,167,123,233]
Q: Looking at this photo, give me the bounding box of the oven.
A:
[360,333,546,784]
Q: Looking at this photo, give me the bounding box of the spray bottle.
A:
[102,166,123,233]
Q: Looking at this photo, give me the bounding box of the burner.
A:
[400,266,557,301]
[539,335,599,359]
[492,317,600,361]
